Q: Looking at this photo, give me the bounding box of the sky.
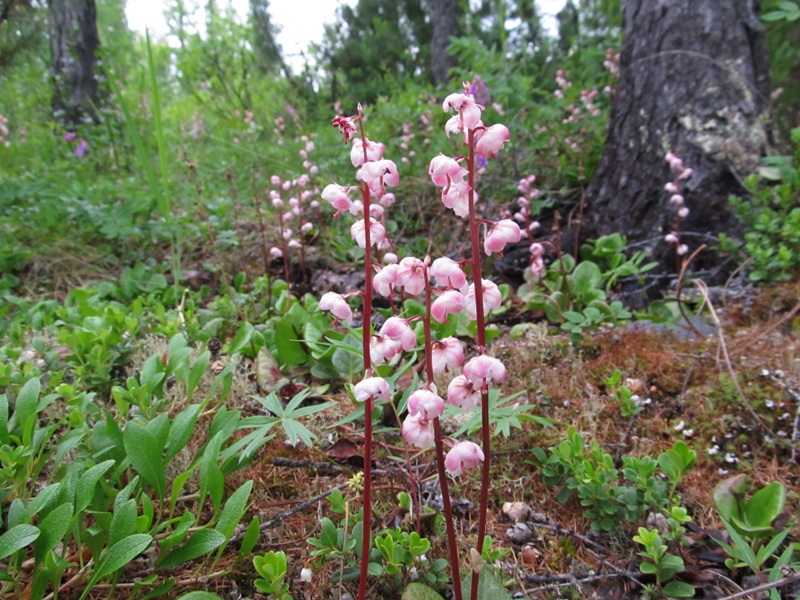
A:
[125,0,567,71]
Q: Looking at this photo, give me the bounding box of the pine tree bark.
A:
[47,0,101,126]
[577,0,772,281]
[430,0,458,85]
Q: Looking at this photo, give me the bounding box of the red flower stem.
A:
[357,110,374,600]
[423,266,463,600]
[466,128,490,600]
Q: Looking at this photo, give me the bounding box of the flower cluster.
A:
[663,152,693,257]
[64,131,88,158]
[266,138,321,276]
[0,114,10,148]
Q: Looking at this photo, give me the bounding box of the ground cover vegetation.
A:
[0,0,799,599]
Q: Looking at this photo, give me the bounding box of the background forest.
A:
[0,1,799,599]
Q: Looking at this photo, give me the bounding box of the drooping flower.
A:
[442,92,482,132]
[354,376,390,403]
[429,155,468,187]
[484,219,521,255]
[350,218,386,249]
[396,257,427,295]
[431,289,466,323]
[379,317,418,351]
[358,159,400,195]
[350,137,385,167]
[319,292,353,325]
[441,179,474,219]
[445,441,484,477]
[407,388,445,421]
[402,412,435,448]
[463,355,506,387]
[370,334,403,364]
[373,264,400,297]
[429,257,467,290]
[475,124,510,158]
[321,183,357,216]
[464,279,502,319]
[431,337,464,373]
[447,374,481,410]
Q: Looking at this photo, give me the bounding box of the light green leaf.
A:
[165,404,201,463]
[158,529,226,568]
[14,377,40,433]
[80,534,153,599]
[123,422,166,500]
[401,582,446,600]
[461,567,513,600]
[75,460,115,513]
[215,481,253,541]
[0,524,40,560]
[34,503,73,563]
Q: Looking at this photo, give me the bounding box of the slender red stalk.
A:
[423,266,463,600]
[356,110,374,600]
[465,128,491,600]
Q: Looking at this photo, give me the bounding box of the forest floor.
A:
[165,277,800,600]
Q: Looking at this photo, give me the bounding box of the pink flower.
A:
[322,184,357,216]
[370,334,403,364]
[441,180,473,219]
[396,257,427,295]
[373,264,399,296]
[350,137,385,167]
[447,375,481,410]
[64,132,77,142]
[270,247,283,259]
[319,292,353,325]
[429,155,468,187]
[402,412,435,448]
[464,280,502,319]
[475,124,509,158]
[429,257,467,290]
[484,219,521,255]
[431,337,464,373]
[354,376,390,403]
[407,388,445,421]
[442,93,482,131]
[332,115,358,144]
[463,355,506,387]
[431,289,466,323]
[350,218,386,249]
[358,159,399,195]
[445,441,484,477]
[379,317,417,351]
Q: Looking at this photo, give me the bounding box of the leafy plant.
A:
[253,550,293,599]
[719,127,800,281]
[633,527,695,598]
[713,475,787,542]
[534,430,694,531]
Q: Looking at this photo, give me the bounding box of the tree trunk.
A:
[430,0,458,85]
[47,0,101,126]
[577,0,772,283]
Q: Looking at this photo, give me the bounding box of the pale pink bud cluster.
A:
[663,152,693,256]
[0,114,10,148]
[603,48,620,77]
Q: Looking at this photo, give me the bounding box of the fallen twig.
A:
[715,570,800,600]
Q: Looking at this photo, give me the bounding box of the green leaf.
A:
[109,499,138,547]
[158,529,226,568]
[275,314,308,365]
[461,567,513,600]
[0,524,40,560]
[123,422,166,500]
[75,459,115,513]
[80,534,153,599]
[0,394,9,445]
[186,351,211,398]
[14,377,40,433]
[228,322,254,355]
[238,516,260,560]
[34,503,73,564]
[662,580,696,597]
[215,480,253,541]
[165,404,201,463]
[744,481,785,528]
[713,474,747,521]
[174,593,225,600]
